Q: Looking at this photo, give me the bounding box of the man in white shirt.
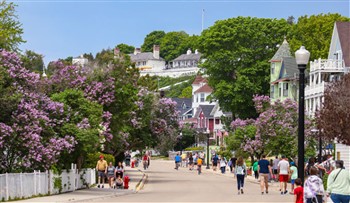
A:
[273,156,280,181]
[278,155,290,195]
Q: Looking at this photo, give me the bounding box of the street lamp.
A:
[206,129,210,169]
[295,46,310,184]
[311,128,321,163]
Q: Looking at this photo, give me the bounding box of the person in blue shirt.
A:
[174,153,181,170]
[258,154,272,195]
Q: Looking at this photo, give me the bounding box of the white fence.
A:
[0,165,96,201]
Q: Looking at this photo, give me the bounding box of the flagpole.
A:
[202,9,204,32]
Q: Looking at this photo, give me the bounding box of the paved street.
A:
[95,160,294,203]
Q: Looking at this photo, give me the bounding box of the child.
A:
[197,157,203,175]
[115,175,124,189]
[293,178,303,203]
[289,162,298,194]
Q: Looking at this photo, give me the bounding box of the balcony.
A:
[310,59,346,73]
[305,81,326,98]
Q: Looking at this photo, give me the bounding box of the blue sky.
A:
[11,0,350,65]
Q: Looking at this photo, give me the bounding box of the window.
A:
[200,93,205,102]
[271,63,275,74]
[283,83,288,97]
[215,119,220,124]
[196,95,198,103]
[270,86,275,98]
[279,86,281,97]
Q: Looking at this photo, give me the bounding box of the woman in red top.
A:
[294,178,303,203]
[143,153,149,170]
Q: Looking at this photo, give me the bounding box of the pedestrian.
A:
[220,156,227,174]
[231,156,237,170]
[147,151,151,167]
[318,154,336,175]
[197,156,203,175]
[96,155,108,188]
[125,152,131,167]
[235,157,247,195]
[212,154,219,171]
[304,166,325,203]
[258,154,272,195]
[327,160,350,203]
[174,153,181,170]
[115,161,124,178]
[273,156,280,182]
[289,161,298,194]
[305,157,316,177]
[278,155,290,195]
[142,153,149,170]
[188,152,194,170]
[181,153,187,167]
[293,178,303,203]
[107,162,115,189]
[253,159,259,180]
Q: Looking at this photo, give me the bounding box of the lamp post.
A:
[295,46,310,184]
[206,129,210,169]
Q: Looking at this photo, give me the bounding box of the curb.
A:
[135,169,148,192]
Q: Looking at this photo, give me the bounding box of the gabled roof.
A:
[192,75,207,85]
[280,57,299,80]
[269,38,292,62]
[171,98,192,116]
[128,52,165,62]
[336,22,350,67]
[172,53,202,61]
[194,84,213,94]
[195,105,215,118]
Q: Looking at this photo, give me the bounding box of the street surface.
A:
[94,160,294,203]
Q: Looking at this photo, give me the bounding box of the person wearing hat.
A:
[96,155,108,188]
[289,162,298,194]
[278,155,290,195]
[327,160,350,203]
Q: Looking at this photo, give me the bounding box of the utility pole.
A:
[202,9,205,32]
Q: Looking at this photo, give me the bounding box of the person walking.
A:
[305,157,316,177]
[96,155,108,188]
[174,153,181,170]
[258,154,272,195]
[273,156,280,182]
[181,153,187,167]
[304,166,325,203]
[327,160,350,203]
[197,156,203,175]
[289,162,298,194]
[293,178,303,203]
[235,157,247,195]
[142,153,149,170]
[220,156,227,174]
[115,161,124,178]
[106,162,115,189]
[231,156,237,173]
[212,154,219,171]
[253,159,259,180]
[188,152,194,170]
[278,155,290,195]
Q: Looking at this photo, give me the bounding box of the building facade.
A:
[128,45,166,72]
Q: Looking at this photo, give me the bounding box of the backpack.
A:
[236,165,245,175]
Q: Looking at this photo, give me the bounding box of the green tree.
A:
[160,31,189,61]
[0,0,25,51]
[83,53,94,61]
[20,50,44,74]
[95,49,114,65]
[199,17,291,119]
[116,43,135,54]
[289,13,349,61]
[179,86,192,98]
[141,30,166,52]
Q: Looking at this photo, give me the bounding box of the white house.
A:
[171,49,202,68]
[305,22,350,169]
[128,45,166,72]
[72,55,88,67]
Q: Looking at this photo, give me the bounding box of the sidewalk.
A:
[17,166,146,203]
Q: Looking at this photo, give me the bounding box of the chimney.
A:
[187,48,192,55]
[134,48,141,55]
[153,45,160,59]
[195,49,199,54]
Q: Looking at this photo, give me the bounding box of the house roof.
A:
[336,22,350,67]
[271,57,309,84]
[171,98,192,116]
[128,52,165,62]
[194,84,213,94]
[192,75,207,85]
[269,38,292,62]
[172,53,202,62]
[196,105,215,118]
